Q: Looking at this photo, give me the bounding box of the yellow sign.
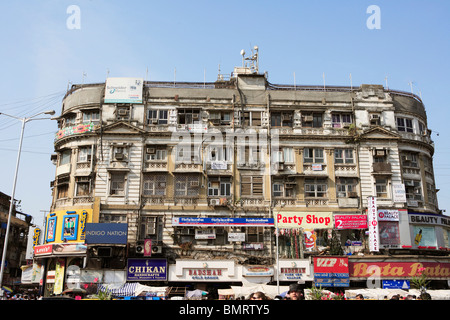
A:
[45,209,92,244]
[275,211,333,229]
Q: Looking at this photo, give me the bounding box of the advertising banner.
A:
[334,215,367,229]
[350,262,450,279]
[313,257,349,287]
[367,196,380,252]
[172,217,274,227]
[127,259,167,281]
[378,209,400,221]
[104,77,143,103]
[275,211,333,229]
[85,223,128,244]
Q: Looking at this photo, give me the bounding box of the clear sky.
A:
[0,1,449,226]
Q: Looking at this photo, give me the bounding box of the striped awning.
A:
[98,283,138,297]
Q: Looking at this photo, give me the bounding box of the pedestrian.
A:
[286,284,304,300]
[248,291,269,300]
[355,294,364,300]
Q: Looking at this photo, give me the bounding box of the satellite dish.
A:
[240,49,245,56]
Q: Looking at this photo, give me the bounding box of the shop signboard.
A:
[350,261,450,279]
[334,214,367,229]
[104,77,143,103]
[313,257,349,287]
[378,209,400,221]
[275,211,333,229]
[127,259,167,281]
[392,183,407,203]
[172,217,274,227]
[85,223,128,244]
[367,196,380,252]
[382,280,410,289]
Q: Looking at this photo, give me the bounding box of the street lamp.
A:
[0,110,55,297]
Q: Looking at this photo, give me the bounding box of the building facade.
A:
[34,57,450,297]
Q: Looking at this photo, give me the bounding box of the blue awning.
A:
[98,283,138,297]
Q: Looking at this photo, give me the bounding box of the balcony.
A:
[143,161,168,172]
[372,162,392,174]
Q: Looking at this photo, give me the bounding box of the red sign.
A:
[350,262,450,278]
[34,244,53,256]
[144,239,152,257]
[334,215,367,229]
[314,257,349,274]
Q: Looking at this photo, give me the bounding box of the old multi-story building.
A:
[36,51,449,298]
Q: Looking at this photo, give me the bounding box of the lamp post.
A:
[0,110,55,296]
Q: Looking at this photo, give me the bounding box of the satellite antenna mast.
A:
[408,81,414,94]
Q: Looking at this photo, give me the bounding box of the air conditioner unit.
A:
[370,114,380,120]
[209,198,220,206]
[114,152,124,160]
[348,191,358,198]
[118,109,128,116]
[404,154,413,161]
[304,115,313,122]
[146,148,156,154]
[136,245,144,254]
[152,119,158,124]
[152,246,163,255]
[405,180,414,186]
[374,149,386,157]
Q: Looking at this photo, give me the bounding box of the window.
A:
[302,112,323,128]
[178,108,201,125]
[209,111,232,125]
[304,148,324,163]
[175,175,200,196]
[175,145,200,164]
[238,145,263,165]
[396,117,413,133]
[271,112,293,127]
[208,146,231,162]
[57,177,69,199]
[246,227,264,242]
[82,110,100,123]
[147,109,168,125]
[110,172,126,196]
[375,178,388,198]
[78,146,93,163]
[60,149,71,165]
[116,105,131,120]
[305,178,327,198]
[336,178,357,198]
[64,114,76,126]
[75,176,91,196]
[404,179,422,201]
[112,146,128,161]
[272,179,295,198]
[241,176,263,196]
[283,147,294,163]
[369,113,381,126]
[140,216,161,241]
[241,111,262,126]
[332,113,352,128]
[401,152,418,168]
[208,177,231,196]
[334,149,354,164]
[143,174,166,196]
[145,146,167,161]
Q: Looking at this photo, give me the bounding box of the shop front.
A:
[408,211,450,252]
[349,260,450,289]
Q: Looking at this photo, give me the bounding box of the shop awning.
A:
[98,283,168,297]
[98,283,138,297]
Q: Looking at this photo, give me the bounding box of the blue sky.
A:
[0,1,449,226]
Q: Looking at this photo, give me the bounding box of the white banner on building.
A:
[104,77,144,103]
[367,196,380,252]
[392,183,407,203]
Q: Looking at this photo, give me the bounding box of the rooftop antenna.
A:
[323,72,326,91]
[350,73,353,91]
[174,67,176,87]
[240,46,259,73]
[293,72,296,90]
[408,81,414,94]
[82,71,87,86]
[384,75,389,90]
